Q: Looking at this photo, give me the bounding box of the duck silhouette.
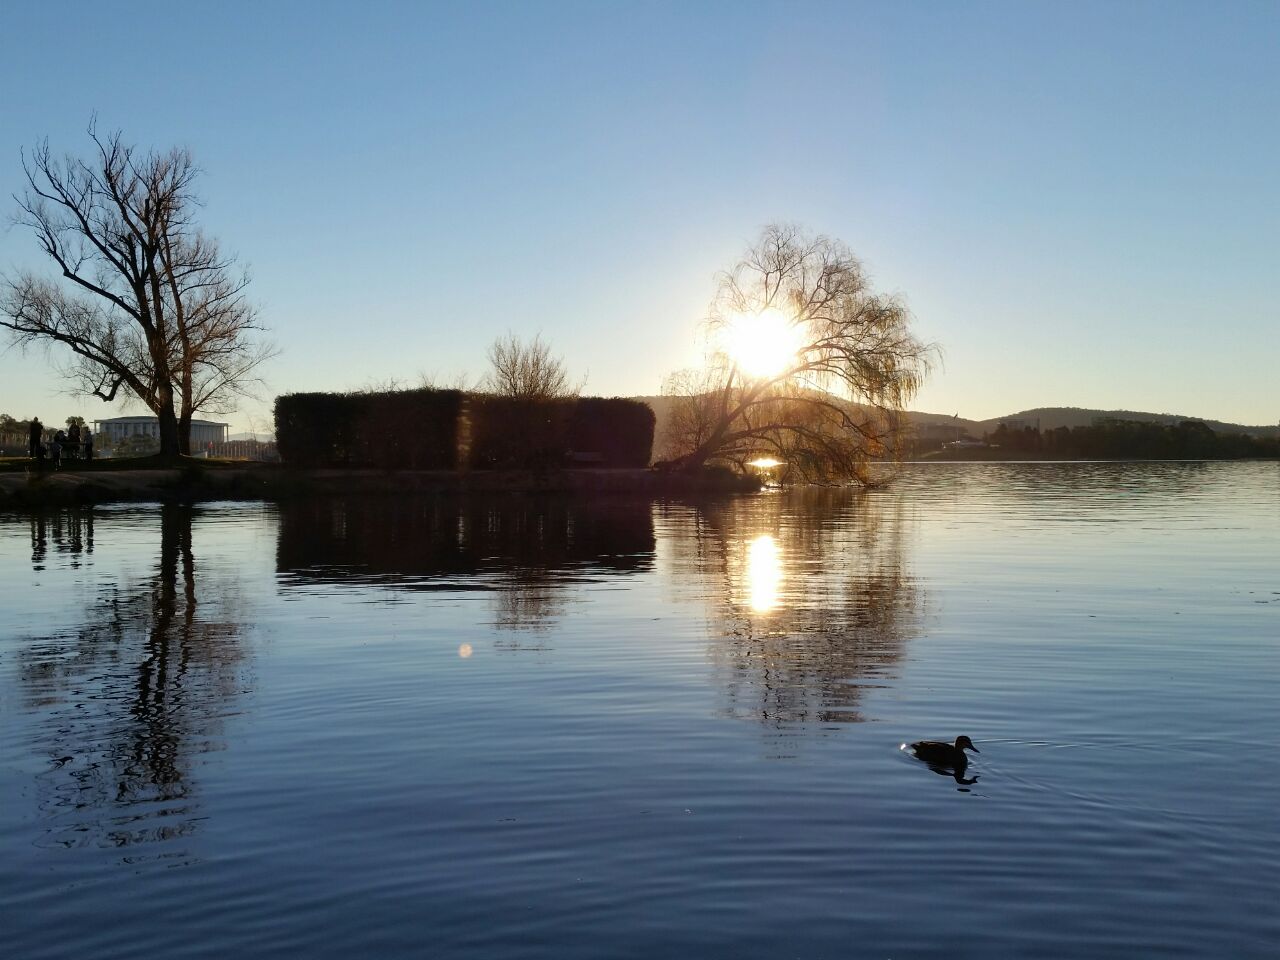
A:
[904,735,979,766]
[902,735,980,784]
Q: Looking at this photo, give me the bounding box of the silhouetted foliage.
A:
[468,396,572,470]
[274,389,464,468]
[274,390,654,470]
[469,395,655,469]
[568,398,655,468]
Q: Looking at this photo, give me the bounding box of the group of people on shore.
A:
[27,418,93,469]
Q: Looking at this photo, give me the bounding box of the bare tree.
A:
[665,224,936,483]
[1,124,272,456]
[660,366,724,461]
[481,332,581,400]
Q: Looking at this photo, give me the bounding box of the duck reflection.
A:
[924,764,978,787]
[660,488,923,730]
[18,504,247,858]
[276,495,654,636]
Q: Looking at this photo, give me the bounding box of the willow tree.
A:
[0,125,271,456]
[663,224,935,483]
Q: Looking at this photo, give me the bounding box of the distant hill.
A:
[967,407,1279,437]
[633,396,1277,460]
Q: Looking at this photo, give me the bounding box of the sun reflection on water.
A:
[746,534,783,612]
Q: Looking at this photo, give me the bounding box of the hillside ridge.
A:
[633,396,1278,459]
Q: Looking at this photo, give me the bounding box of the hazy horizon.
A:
[2,1,1277,433]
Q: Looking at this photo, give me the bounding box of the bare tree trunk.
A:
[678,430,724,471]
[157,398,181,457]
[178,375,193,456]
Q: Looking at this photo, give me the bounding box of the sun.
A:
[724,307,804,378]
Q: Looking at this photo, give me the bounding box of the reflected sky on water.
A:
[1,463,1278,959]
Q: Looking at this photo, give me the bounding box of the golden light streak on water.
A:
[746,534,783,613]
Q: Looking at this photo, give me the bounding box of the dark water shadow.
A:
[275,495,655,634]
[16,504,249,861]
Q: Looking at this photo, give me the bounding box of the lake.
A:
[1,461,1277,958]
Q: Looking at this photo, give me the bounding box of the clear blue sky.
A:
[2,0,1277,433]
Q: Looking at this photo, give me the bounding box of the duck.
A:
[902,735,979,768]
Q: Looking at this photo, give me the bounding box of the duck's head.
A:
[955,735,979,753]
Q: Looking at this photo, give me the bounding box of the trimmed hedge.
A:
[275,389,464,468]
[468,397,571,470]
[469,396,654,469]
[567,397,655,468]
[275,390,654,469]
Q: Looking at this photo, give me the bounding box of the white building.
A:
[93,416,229,448]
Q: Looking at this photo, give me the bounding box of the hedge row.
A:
[567,397,655,468]
[275,391,654,469]
[468,397,572,470]
[275,389,464,468]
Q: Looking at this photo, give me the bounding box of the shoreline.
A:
[0,463,761,507]
[5,456,1273,508]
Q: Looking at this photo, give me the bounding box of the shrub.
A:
[275,389,463,468]
[275,390,654,470]
[467,396,571,470]
[567,397,654,467]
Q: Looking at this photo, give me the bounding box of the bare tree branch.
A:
[481,332,582,400]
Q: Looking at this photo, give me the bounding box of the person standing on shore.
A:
[28,417,42,458]
[83,430,94,462]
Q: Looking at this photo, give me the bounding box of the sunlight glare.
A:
[747,458,782,469]
[725,308,803,378]
[747,534,783,613]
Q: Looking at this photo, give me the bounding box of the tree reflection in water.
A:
[658,488,922,729]
[29,505,94,571]
[18,504,247,859]
[276,495,655,642]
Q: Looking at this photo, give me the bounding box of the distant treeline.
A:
[274,389,654,470]
[986,419,1280,459]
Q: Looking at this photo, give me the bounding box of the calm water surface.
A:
[1,462,1277,958]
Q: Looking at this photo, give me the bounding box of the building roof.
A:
[93,416,229,426]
